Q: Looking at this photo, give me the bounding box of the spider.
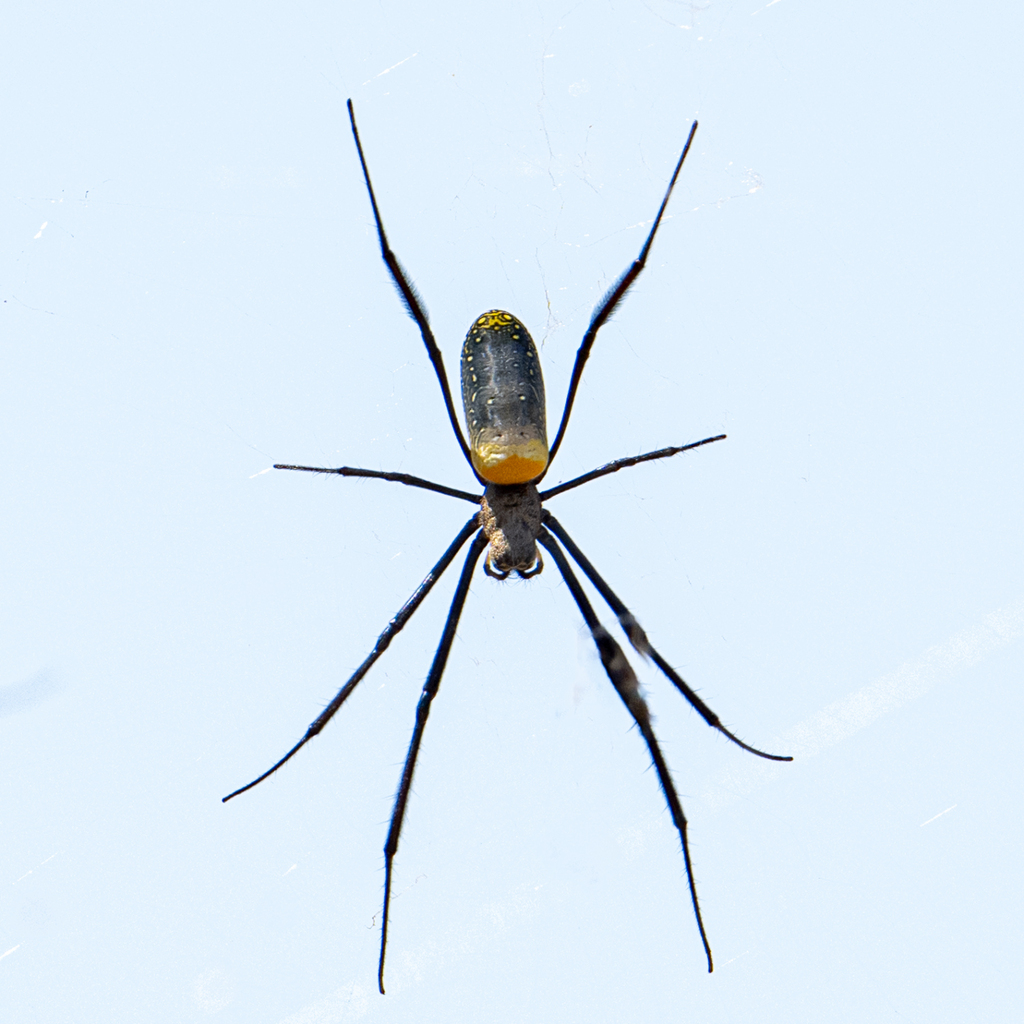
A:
[224,100,791,994]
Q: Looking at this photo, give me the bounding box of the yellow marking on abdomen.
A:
[474,310,516,331]
[471,438,549,485]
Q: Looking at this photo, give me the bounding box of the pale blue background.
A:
[3,1,1022,1021]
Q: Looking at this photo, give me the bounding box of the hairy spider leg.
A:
[543,513,792,763]
[536,527,714,973]
[378,530,490,994]
[539,434,727,501]
[346,100,476,475]
[272,463,481,504]
[544,119,700,471]
[222,516,480,803]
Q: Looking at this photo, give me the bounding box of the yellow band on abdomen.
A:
[471,438,549,485]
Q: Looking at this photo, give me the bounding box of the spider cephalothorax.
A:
[225,100,792,995]
[478,482,543,578]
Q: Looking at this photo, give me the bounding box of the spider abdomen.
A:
[460,310,548,485]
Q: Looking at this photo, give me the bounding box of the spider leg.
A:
[544,514,792,763]
[545,120,699,468]
[537,527,713,971]
[274,463,481,504]
[378,529,488,994]
[346,99,477,476]
[539,434,726,501]
[222,516,482,804]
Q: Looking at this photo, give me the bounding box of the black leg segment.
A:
[347,99,477,475]
[544,514,792,764]
[546,120,699,468]
[537,527,714,973]
[274,462,481,504]
[222,517,482,804]
[378,529,489,994]
[539,434,726,501]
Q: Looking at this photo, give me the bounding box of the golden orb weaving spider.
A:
[224,100,792,994]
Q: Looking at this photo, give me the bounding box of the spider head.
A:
[478,483,544,579]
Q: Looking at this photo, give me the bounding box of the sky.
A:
[3,1,1023,1021]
